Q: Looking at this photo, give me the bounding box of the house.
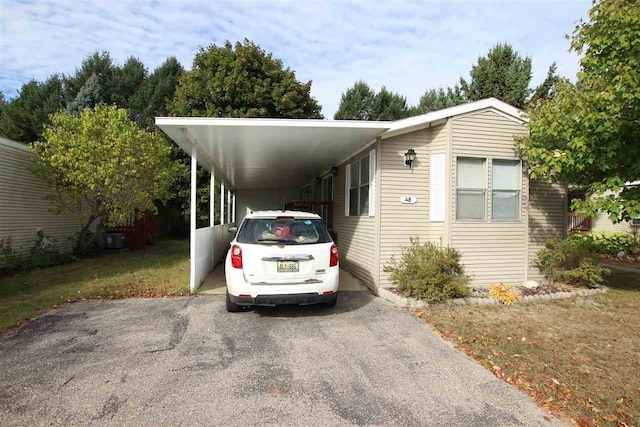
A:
[568,186,640,233]
[0,137,86,258]
[156,98,568,293]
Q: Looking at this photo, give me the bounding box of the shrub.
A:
[537,239,609,288]
[383,238,470,303]
[489,283,522,305]
[568,231,638,255]
[0,231,72,271]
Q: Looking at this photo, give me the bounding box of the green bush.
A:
[537,239,609,288]
[0,231,72,271]
[568,231,638,254]
[383,238,470,303]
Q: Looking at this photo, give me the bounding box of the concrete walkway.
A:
[0,293,560,426]
[199,264,369,294]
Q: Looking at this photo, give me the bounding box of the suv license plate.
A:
[277,260,299,273]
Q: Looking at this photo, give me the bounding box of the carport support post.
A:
[220,182,225,225]
[214,173,216,227]
[227,190,232,224]
[189,146,198,293]
[232,193,236,224]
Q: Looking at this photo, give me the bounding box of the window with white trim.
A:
[491,159,520,221]
[345,150,375,216]
[456,157,486,220]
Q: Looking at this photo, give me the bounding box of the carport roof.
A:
[155,117,391,189]
[155,98,526,190]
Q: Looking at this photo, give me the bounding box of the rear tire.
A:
[226,290,244,312]
[323,293,338,307]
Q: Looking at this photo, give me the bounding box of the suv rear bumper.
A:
[229,292,336,306]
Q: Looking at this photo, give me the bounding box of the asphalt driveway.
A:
[0,292,559,426]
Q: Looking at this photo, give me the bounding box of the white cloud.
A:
[0,0,589,117]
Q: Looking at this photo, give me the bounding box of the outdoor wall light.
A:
[404,148,417,169]
[315,177,321,185]
[331,166,338,177]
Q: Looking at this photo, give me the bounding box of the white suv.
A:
[225,210,339,312]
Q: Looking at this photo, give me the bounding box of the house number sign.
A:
[400,196,417,204]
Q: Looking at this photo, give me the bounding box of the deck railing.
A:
[568,212,592,233]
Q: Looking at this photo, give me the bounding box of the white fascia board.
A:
[155,117,392,130]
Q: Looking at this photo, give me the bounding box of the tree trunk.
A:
[75,215,98,257]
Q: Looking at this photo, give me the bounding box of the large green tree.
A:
[32,105,177,254]
[519,0,640,222]
[334,81,409,120]
[334,80,375,120]
[170,40,322,118]
[0,75,66,142]
[530,62,561,105]
[416,85,465,114]
[130,57,183,128]
[460,42,532,109]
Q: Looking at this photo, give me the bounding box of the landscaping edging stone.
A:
[377,286,608,308]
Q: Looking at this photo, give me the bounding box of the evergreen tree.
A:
[530,62,561,105]
[371,87,410,121]
[460,42,532,109]
[334,81,375,120]
[416,85,465,113]
[66,74,104,115]
[130,57,183,128]
[0,75,66,142]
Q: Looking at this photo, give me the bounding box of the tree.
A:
[109,57,147,109]
[31,105,178,254]
[530,62,561,104]
[130,57,183,128]
[63,51,115,104]
[66,74,104,115]
[460,42,532,109]
[519,0,640,222]
[170,39,322,118]
[0,75,66,142]
[416,85,465,113]
[334,81,375,120]
[371,86,410,120]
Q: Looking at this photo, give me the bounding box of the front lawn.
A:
[419,270,640,426]
[0,238,189,334]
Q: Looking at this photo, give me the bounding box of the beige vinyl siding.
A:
[450,109,529,286]
[378,128,432,288]
[0,141,84,258]
[527,180,567,281]
[592,213,631,233]
[429,123,448,243]
[333,145,377,289]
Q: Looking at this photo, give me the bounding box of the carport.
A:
[155,117,391,292]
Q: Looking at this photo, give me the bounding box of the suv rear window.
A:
[237,218,332,245]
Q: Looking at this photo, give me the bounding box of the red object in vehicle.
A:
[231,245,243,269]
[329,244,339,267]
[272,224,291,238]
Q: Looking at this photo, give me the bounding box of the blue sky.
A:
[0,0,590,118]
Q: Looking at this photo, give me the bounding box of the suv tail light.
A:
[231,245,243,269]
[329,244,339,267]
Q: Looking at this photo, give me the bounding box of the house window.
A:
[456,157,486,220]
[492,160,520,221]
[346,152,373,216]
[321,175,333,201]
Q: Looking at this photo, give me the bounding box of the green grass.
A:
[0,238,189,334]
[419,270,640,426]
